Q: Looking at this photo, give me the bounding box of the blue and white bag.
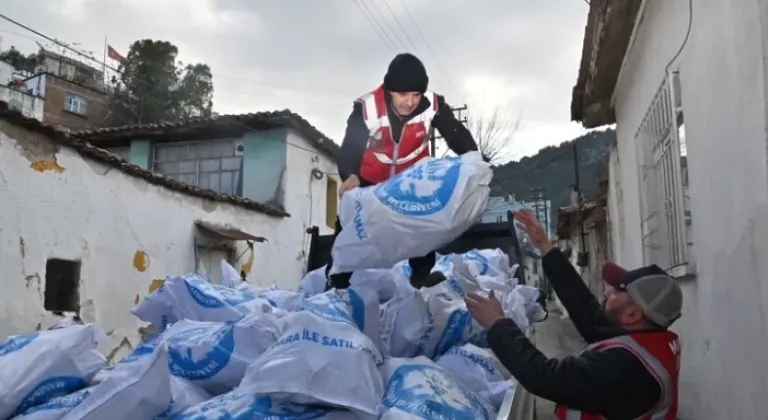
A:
[162,312,281,394]
[0,324,108,419]
[329,151,492,274]
[239,310,385,418]
[131,274,274,329]
[10,387,93,420]
[61,342,171,420]
[380,357,496,420]
[435,343,514,408]
[171,389,359,419]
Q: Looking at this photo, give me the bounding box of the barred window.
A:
[635,71,694,277]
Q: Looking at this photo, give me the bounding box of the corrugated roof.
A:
[0,101,290,218]
[71,109,340,159]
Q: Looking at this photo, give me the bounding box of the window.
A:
[325,177,338,229]
[635,71,694,277]
[44,259,81,313]
[153,139,243,196]
[64,92,87,116]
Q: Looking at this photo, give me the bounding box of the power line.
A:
[395,0,459,97]
[378,0,420,52]
[350,0,398,52]
[368,0,408,51]
[0,13,345,162]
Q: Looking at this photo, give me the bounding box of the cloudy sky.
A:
[0,0,590,160]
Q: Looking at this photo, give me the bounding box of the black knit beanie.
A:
[383,53,429,93]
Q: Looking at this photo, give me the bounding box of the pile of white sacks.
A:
[0,152,545,419]
[0,252,543,420]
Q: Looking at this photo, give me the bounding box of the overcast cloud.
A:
[1,0,589,159]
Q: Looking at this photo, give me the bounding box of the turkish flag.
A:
[107,45,126,63]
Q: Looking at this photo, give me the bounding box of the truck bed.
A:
[305,211,536,420]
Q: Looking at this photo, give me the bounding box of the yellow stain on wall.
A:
[30,160,65,173]
[241,248,255,275]
[133,250,149,272]
[149,278,165,293]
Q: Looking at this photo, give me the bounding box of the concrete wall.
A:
[0,86,44,121]
[0,120,332,354]
[610,0,768,417]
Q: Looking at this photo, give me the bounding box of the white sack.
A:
[171,389,359,419]
[380,357,496,420]
[162,312,281,394]
[301,287,382,348]
[10,387,93,420]
[329,151,492,274]
[131,274,274,329]
[219,260,241,288]
[255,285,304,312]
[462,248,511,279]
[239,310,385,418]
[435,343,514,408]
[61,342,171,420]
[0,325,108,419]
[300,266,398,304]
[381,289,487,359]
[155,378,212,419]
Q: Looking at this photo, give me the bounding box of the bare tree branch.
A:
[469,108,522,166]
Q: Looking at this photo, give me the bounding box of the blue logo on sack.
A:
[433,310,474,358]
[14,376,87,416]
[374,156,462,216]
[445,347,498,376]
[302,290,360,327]
[184,276,257,308]
[173,390,329,419]
[120,333,162,364]
[20,386,91,415]
[465,250,490,275]
[167,325,235,380]
[0,332,38,357]
[382,364,492,420]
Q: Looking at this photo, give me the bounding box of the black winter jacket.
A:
[487,249,664,419]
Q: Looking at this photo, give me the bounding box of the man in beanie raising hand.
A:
[325,53,481,291]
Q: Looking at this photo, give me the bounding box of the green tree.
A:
[110,39,213,125]
[0,46,38,72]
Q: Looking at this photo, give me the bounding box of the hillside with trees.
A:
[489,128,614,218]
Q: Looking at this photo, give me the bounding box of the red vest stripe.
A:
[555,332,680,420]
[355,86,437,184]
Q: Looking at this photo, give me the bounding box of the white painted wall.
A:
[0,121,335,354]
[610,0,768,417]
[0,85,44,121]
[0,60,14,85]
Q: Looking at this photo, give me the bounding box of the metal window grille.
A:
[634,71,689,270]
[153,139,243,196]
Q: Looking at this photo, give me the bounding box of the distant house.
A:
[571,0,768,417]
[0,101,338,352]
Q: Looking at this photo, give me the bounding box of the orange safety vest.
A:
[356,85,438,184]
[555,331,680,420]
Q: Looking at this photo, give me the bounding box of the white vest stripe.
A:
[358,90,439,143]
[563,335,674,420]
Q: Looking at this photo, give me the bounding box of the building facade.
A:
[571,0,768,418]
[0,101,339,355]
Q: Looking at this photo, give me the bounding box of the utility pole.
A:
[573,141,589,267]
[530,187,552,299]
[430,104,468,157]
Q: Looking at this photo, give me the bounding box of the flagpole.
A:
[102,36,107,87]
